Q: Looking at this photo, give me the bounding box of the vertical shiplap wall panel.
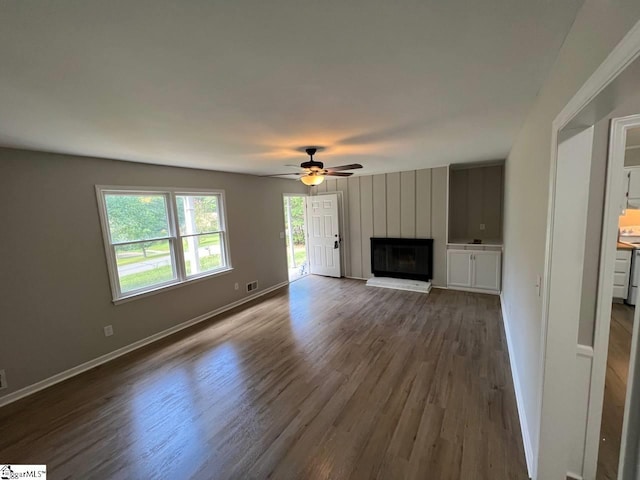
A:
[314,167,451,285]
[348,177,362,278]
[372,174,387,237]
[400,170,416,238]
[335,178,350,277]
[386,172,401,237]
[360,176,374,278]
[416,169,432,238]
[315,182,327,194]
[431,167,448,287]
[336,178,349,194]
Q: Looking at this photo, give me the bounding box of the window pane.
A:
[105,194,170,243]
[182,233,224,276]
[176,195,220,235]
[115,240,176,293]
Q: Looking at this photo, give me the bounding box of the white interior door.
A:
[306,194,341,277]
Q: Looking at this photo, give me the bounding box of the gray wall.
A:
[501,0,640,467]
[313,167,448,287]
[448,164,504,243]
[0,147,305,400]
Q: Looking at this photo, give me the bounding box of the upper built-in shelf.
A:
[448,161,505,245]
[447,240,503,247]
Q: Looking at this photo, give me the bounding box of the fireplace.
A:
[370,238,433,281]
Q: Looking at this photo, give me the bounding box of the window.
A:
[96,187,231,302]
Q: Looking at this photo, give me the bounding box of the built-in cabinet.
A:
[614,248,632,299]
[447,161,504,294]
[447,249,501,293]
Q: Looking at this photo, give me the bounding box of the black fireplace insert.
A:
[370,237,433,281]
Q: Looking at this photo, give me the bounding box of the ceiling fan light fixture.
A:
[262,146,361,182]
[300,174,325,186]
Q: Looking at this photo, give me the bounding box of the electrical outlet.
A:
[234,282,239,290]
[104,325,114,337]
[479,223,486,231]
[280,231,285,239]
[0,369,7,389]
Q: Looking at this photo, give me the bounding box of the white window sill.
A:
[112,267,234,305]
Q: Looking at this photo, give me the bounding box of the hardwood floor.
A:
[597,303,634,480]
[0,276,527,479]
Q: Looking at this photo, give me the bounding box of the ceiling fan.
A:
[264,148,363,186]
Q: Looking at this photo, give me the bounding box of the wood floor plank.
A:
[0,276,528,479]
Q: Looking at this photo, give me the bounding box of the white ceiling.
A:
[0,0,583,176]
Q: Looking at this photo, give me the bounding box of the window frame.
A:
[96,185,232,304]
[174,192,229,281]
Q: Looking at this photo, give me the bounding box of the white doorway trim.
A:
[587,115,640,480]
[537,20,640,480]
[538,126,595,480]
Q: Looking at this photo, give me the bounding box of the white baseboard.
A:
[567,471,583,480]
[0,281,289,408]
[500,293,535,479]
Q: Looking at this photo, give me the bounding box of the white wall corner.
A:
[500,293,535,478]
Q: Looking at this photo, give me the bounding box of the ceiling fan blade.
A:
[325,171,353,177]
[325,163,363,172]
[259,173,305,177]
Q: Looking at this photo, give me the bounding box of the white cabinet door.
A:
[447,250,472,287]
[628,168,640,199]
[471,251,502,291]
[613,249,632,300]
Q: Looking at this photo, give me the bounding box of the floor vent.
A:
[246,281,258,292]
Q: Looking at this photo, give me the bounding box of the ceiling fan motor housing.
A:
[301,160,324,171]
